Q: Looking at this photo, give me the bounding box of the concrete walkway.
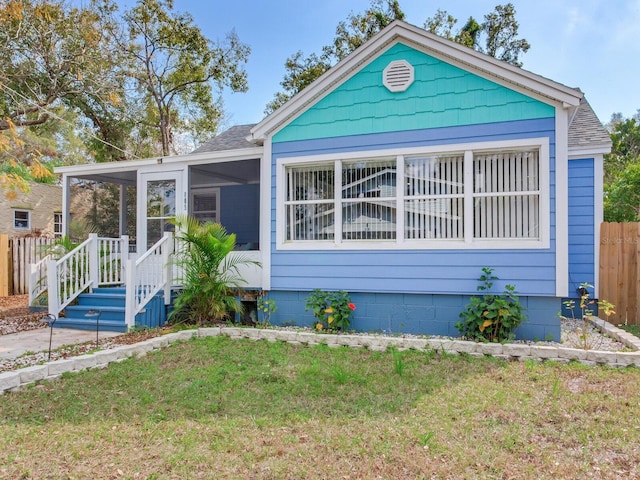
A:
[0,328,121,360]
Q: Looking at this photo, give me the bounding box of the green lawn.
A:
[621,323,640,339]
[1,336,639,479]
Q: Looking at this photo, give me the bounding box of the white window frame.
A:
[190,187,221,224]
[14,209,31,230]
[276,138,550,250]
[53,212,63,237]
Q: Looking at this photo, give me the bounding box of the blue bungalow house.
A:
[49,21,610,340]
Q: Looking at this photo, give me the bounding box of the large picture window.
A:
[279,140,548,250]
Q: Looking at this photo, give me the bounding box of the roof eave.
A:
[568,143,612,157]
[250,20,583,142]
[55,146,264,176]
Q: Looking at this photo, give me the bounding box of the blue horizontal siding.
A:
[271,120,557,297]
[273,118,554,158]
[568,158,595,294]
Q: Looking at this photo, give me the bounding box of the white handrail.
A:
[28,254,51,306]
[47,234,96,317]
[124,232,173,328]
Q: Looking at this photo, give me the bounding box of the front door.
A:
[138,170,185,252]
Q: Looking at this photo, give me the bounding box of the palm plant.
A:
[169,215,259,325]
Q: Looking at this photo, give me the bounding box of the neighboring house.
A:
[0,182,62,238]
[54,21,611,340]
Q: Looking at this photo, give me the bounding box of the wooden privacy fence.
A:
[0,235,55,296]
[599,222,640,325]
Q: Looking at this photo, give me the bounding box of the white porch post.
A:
[124,257,135,329]
[120,235,129,282]
[88,233,99,291]
[119,185,127,237]
[46,259,59,317]
[162,232,173,305]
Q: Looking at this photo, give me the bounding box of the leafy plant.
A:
[456,267,526,342]
[257,295,277,325]
[560,282,616,350]
[305,289,356,332]
[169,215,260,325]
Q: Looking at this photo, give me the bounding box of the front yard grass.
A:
[1,336,639,479]
[621,323,640,339]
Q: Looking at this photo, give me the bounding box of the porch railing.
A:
[124,232,173,329]
[45,234,129,318]
[28,254,51,307]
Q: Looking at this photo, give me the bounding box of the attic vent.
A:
[383,60,414,92]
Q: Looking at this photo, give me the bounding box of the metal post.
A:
[85,309,102,350]
[40,314,57,361]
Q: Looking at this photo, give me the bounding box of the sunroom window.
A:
[280,142,546,249]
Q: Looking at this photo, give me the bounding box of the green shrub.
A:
[169,215,259,325]
[456,267,526,342]
[257,295,277,325]
[305,289,356,332]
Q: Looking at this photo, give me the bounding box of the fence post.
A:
[0,234,8,296]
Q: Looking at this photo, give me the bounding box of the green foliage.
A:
[123,0,250,155]
[265,0,404,114]
[425,3,530,67]
[257,295,277,325]
[305,289,356,332]
[456,267,526,342]
[604,162,640,221]
[169,215,260,325]
[268,2,530,114]
[390,347,405,376]
[604,112,640,221]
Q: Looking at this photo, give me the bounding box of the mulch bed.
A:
[0,295,48,335]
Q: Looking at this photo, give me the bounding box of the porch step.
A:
[53,316,129,333]
[56,287,168,332]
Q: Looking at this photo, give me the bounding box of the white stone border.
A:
[1,319,639,394]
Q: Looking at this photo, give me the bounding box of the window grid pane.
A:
[404,155,464,239]
[473,151,539,239]
[285,165,335,240]
[342,159,396,240]
[14,210,30,229]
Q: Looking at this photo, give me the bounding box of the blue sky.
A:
[130,0,640,128]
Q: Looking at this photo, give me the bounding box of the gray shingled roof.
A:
[568,98,612,150]
[190,124,257,154]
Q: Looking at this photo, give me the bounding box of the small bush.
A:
[305,289,356,332]
[456,267,526,342]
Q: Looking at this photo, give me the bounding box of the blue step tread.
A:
[54,318,128,333]
[77,293,126,307]
[64,305,126,322]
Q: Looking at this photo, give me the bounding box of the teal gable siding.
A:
[273,42,555,143]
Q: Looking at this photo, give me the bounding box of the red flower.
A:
[348,302,356,311]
